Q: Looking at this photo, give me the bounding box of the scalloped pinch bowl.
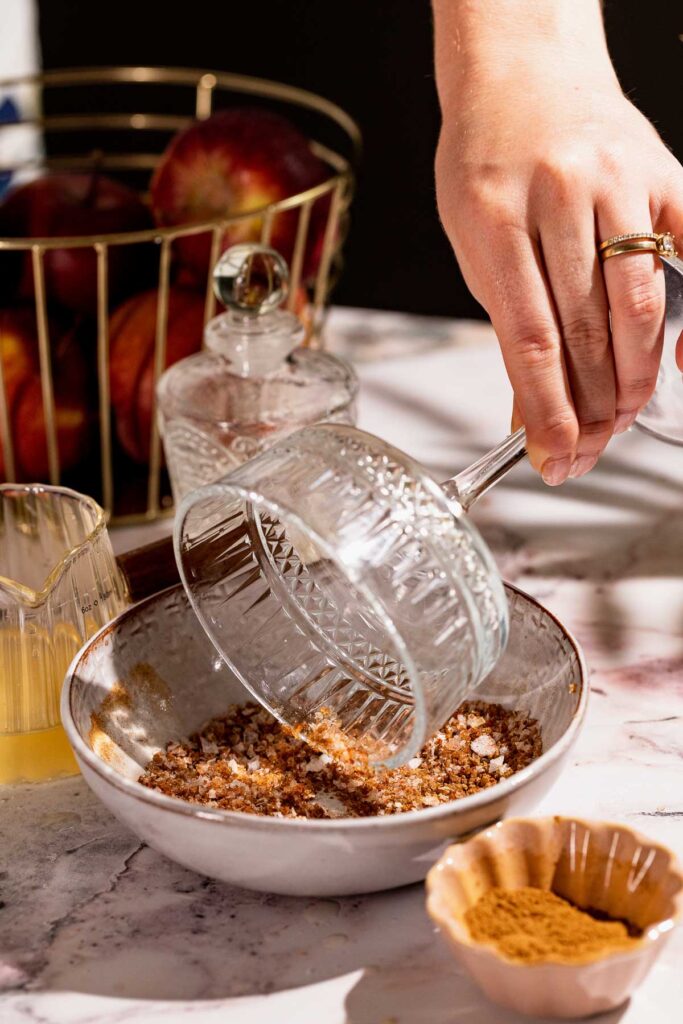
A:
[61,582,586,897]
[426,816,683,1019]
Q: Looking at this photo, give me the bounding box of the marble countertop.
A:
[2,307,683,1023]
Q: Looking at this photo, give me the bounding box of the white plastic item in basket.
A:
[0,0,41,196]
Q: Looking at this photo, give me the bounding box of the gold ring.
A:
[599,232,677,262]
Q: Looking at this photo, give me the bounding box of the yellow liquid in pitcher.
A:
[0,724,77,783]
[0,624,84,783]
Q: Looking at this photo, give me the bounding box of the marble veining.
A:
[1,308,682,1023]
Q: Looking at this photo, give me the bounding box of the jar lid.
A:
[213,244,289,316]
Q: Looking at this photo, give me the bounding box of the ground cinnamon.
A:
[465,887,641,964]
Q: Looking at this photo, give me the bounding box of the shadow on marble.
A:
[21,831,630,1024]
[390,413,683,660]
[359,378,683,650]
[328,313,476,363]
[343,966,630,1024]
[360,377,478,446]
[355,374,683,593]
[29,860,438,1002]
[432,453,683,525]
[361,375,682,501]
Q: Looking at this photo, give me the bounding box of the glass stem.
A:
[441,427,527,511]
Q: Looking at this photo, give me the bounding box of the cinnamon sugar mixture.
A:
[139,700,542,819]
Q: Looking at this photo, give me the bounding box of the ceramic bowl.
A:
[426,816,683,1018]
[62,583,587,897]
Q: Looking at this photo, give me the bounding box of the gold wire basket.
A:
[0,67,360,523]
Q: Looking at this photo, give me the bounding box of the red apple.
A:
[0,308,91,480]
[150,109,329,285]
[109,288,206,464]
[0,172,153,314]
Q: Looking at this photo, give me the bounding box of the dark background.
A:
[38,0,683,317]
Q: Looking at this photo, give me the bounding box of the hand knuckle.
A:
[598,148,626,180]
[562,315,609,356]
[509,326,560,364]
[438,179,513,240]
[473,196,512,230]
[621,286,662,327]
[615,265,664,328]
[537,412,579,452]
[577,417,614,446]
[620,374,657,403]
[451,174,515,221]
[535,163,579,203]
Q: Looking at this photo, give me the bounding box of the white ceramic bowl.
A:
[427,816,683,1019]
[62,583,587,897]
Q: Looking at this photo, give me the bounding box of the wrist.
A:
[433,0,617,113]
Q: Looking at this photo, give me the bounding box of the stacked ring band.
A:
[599,232,677,262]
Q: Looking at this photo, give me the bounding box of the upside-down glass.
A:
[175,424,525,767]
[0,485,128,782]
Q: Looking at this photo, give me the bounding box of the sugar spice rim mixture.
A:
[140,700,542,819]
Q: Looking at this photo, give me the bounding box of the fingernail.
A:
[614,410,637,435]
[569,454,598,479]
[542,456,572,486]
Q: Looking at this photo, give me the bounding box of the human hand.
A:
[434,7,683,483]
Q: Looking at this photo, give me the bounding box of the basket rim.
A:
[0,66,359,250]
[0,65,362,157]
[0,170,352,250]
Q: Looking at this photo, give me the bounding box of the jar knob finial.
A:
[213,244,289,316]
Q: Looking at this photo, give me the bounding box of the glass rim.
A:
[0,484,108,608]
[635,419,683,447]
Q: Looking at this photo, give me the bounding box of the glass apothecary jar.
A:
[157,245,358,501]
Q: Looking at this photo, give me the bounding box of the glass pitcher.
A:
[0,485,128,782]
